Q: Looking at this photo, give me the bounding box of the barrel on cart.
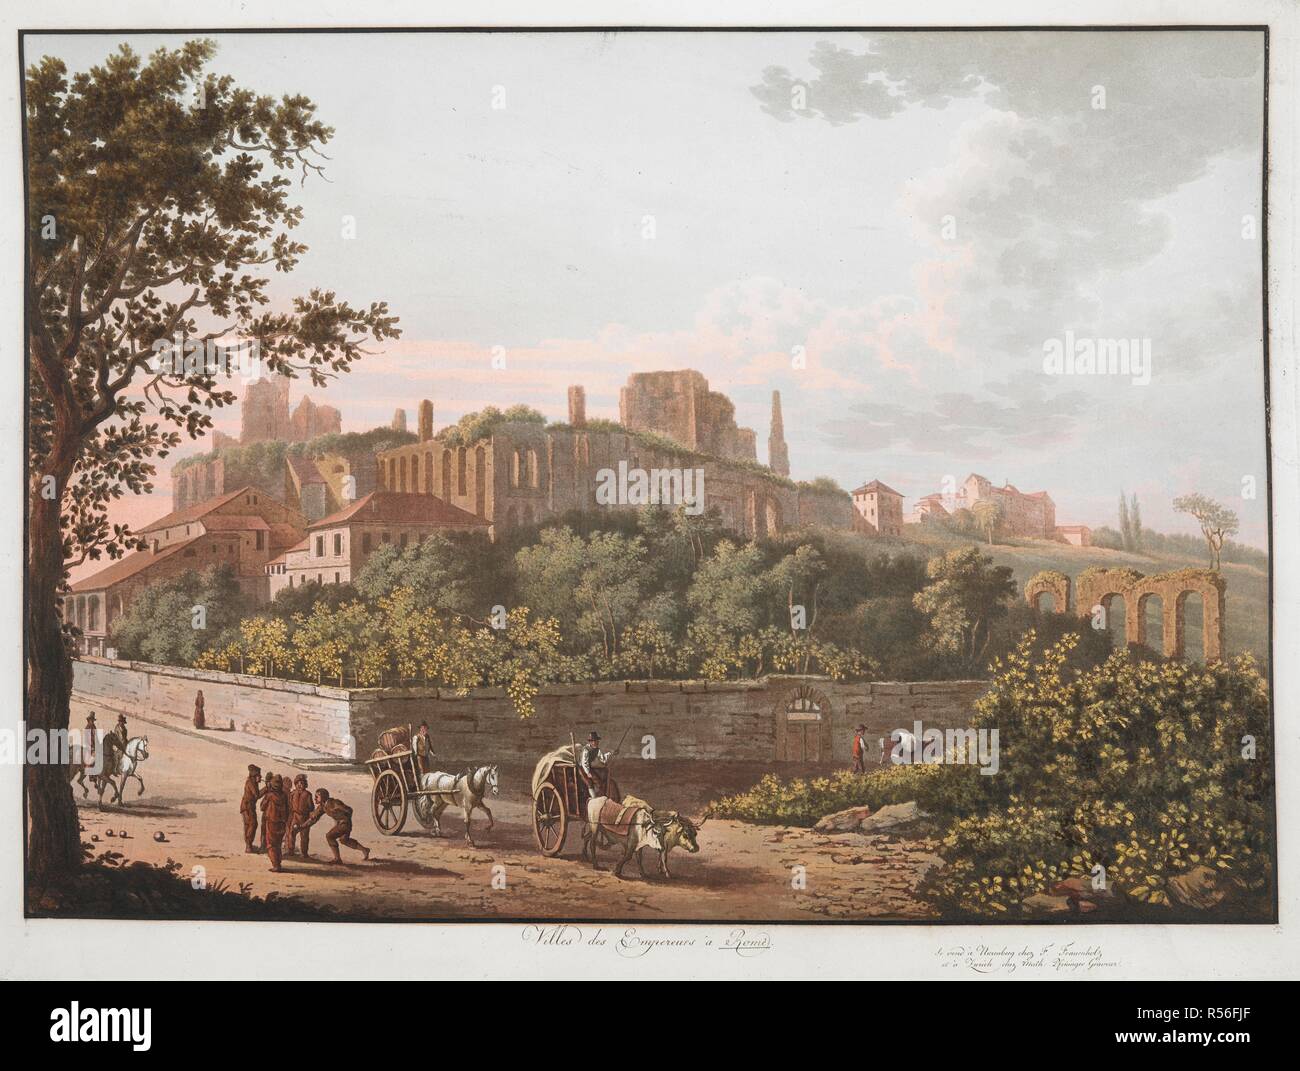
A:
[365,725,437,835]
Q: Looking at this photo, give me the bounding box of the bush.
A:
[714,633,1274,919]
[711,764,944,826]
[916,633,1272,916]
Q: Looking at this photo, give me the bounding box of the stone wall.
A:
[72,658,990,766]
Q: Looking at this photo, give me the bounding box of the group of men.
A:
[240,766,370,872]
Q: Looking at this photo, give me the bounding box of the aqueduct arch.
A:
[1027,566,1226,661]
[1025,570,1072,614]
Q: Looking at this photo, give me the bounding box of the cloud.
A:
[820,376,1091,457]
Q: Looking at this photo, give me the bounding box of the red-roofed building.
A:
[908,492,950,525]
[268,491,490,597]
[851,479,905,537]
[69,486,306,654]
[954,473,1057,539]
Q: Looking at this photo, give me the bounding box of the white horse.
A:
[413,764,499,846]
[102,737,150,805]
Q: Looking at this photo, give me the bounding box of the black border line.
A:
[19,24,1277,928]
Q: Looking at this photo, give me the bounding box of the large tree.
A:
[25,41,399,882]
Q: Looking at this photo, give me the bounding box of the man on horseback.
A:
[102,714,128,779]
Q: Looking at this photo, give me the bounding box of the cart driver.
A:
[579,731,609,800]
[412,721,434,779]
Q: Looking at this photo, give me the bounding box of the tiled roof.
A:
[308,491,489,530]
[288,455,326,485]
[70,534,203,592]
[852,479,904,498]
[138,486,270,533]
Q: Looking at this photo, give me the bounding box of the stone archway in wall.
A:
[1025,570,1071,615]
[774,684,831,762]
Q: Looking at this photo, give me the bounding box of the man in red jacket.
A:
[852,724,868,774]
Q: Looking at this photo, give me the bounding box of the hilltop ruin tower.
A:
[768,390,790,477]
[391,407,408,433]
[567,385,587,428]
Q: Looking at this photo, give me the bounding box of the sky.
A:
[30,30,1269,556]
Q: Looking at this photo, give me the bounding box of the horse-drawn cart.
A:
[530,747,621,856]
[366,725,437,836]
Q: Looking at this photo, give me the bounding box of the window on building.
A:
[362,532,372,553]
[381,531,390,543]
[315,536,324,557]
[399,533,408,548]
[335,572,340,584]
[333,533,342,556]
[255,530,265,550]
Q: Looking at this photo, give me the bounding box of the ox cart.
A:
[531,747,621,856]
[365,725,437,836]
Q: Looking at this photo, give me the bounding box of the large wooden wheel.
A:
[533,782,567,856]
[372,769,408,835]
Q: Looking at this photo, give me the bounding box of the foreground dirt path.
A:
[69,702,940,921]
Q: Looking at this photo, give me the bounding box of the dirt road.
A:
[69,702,940,921]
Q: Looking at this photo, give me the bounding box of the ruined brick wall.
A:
[618,370,758,463]
[172,457,226,512]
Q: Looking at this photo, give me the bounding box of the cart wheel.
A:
[372,769,408,835]
[533,783,567,856]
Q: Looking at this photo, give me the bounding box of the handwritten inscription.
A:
[522,925,772,958]
[935,942,1119,974]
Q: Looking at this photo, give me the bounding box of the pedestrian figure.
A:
[412,721,434,779]
[193,690,205,730]
[264,775,290,872]
[852,723,868,774]
[303,788,371,864]
[259,771,276,851]
[240,764,264,853]
[286,774,314,857]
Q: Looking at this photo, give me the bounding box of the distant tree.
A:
[767,544,826,672]
[1129,492,1143,551]
[1118,493,1133,550]
[913,547,1017,673]
[111,564,247,665]
[687,540,771,638]
[354,533,489,619]
[1173,493,1240,571]
[972,499,1002,545]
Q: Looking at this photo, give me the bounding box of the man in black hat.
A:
[852,723,868,774]
[578,731,608,800]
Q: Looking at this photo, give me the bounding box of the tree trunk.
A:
[26,481,83,887]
